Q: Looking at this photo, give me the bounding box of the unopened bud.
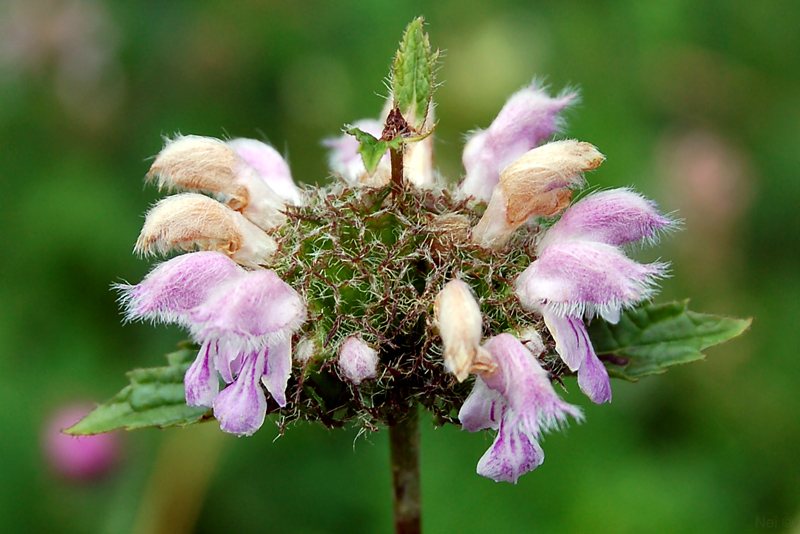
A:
[426,213,471,258]
[338,336,379,385]
[135,193,277,268]
[517,327,545,356]
[459,84,577,203]
[472,140,604,249]
[434,279,493,381]
[294,337,318,364]
[148,135,287,231]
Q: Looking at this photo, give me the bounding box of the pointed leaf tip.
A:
[64,346,210,435]
[392,17,438,131]
[587,300,752,380]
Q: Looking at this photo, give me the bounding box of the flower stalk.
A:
[389,404,422,534]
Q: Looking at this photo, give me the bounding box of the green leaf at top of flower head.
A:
[587,300,752,381]
[65,344,209,435]
[392,16,438,131]
[345,127,403,176]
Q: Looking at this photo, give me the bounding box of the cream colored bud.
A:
[517,327,545,356]
[472,140,604,249]
[426,213,471,259]
[294,337,317,364]
[148,136,249,205]
[434,279,490,382]
[148,135,286,232]
[405,104,436,189]
[135,193,277,268]
[404,136,435,189]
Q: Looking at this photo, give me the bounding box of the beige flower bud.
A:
[148,135,287,232]
[134,193,277,268]
[472,140,604,249]
[434,279,492,381]
[425,213,471,259]
[405,104,436,189]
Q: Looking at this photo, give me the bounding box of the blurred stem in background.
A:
[131,424,226,534]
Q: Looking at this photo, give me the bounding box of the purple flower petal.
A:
[476,411,544,484]
[576,342,612,405]
[541,313,612,404]
[481,334,583,429]
[538,188,675,251]
[460,334,582,482]
[213,350,267,436]
[191,270,306,339]
[459,377,503,432]
[460,83,576,202]
[261,335,292,407]
[227,138,303,206]
[184,340,220,408]
[516,240,666,323]
[116,251,244,326]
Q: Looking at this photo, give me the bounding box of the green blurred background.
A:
[1,0,798,532]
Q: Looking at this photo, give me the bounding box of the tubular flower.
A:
[459,82,576,203]
[118,253,306,436]
[148,135,288,231]
[459,333,583,483]
[515,189,673,403]
[120,135,311,436]
[188,270,306,435]
[471,140,605,249]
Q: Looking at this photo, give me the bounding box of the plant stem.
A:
[390,146,404,195]
[389,404,422,534]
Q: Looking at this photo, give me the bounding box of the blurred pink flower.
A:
[43,404,121,481]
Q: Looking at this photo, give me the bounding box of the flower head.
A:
[105,21,681,483]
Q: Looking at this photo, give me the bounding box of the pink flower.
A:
[43,404,121,482]
[459,334,582,483]
[227,138,303,206]
[118,253,307,436]
[459,82,576,203]
[516,189,673,403]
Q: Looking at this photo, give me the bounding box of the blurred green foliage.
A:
[1,1,798,533]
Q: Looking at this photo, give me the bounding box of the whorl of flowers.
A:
[118,19,674,481]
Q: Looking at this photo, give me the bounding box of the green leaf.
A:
[66,345,210,435]
[587,300,752,380]
[345,127,402,175]
[392,17,438,131]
